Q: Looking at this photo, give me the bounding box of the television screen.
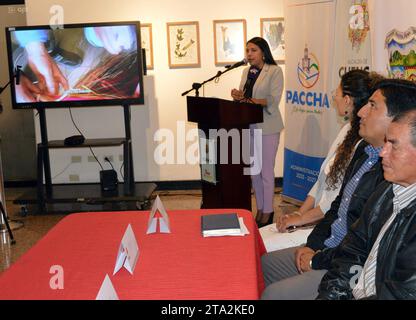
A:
[5,21,144,109]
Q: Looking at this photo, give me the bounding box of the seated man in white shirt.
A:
[318,107,416,300]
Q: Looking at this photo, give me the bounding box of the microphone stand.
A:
[0,113,20,245]
[0,66,24,243]
[181,65,240,97]
[0,66,22,113]
[0,80,11,95]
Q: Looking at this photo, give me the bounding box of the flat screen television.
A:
[5,21,144,109]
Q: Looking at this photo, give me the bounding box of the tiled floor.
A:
[0,187,298,274]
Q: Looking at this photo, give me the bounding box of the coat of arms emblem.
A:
[385,27,416,81]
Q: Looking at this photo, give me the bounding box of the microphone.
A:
[225,58,247,70]
[243,66,260,97]
[15,65,22,85]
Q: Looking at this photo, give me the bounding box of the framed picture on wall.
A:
[213,19,247,66]
[140,23,154,70]
[167,21,200,68]
[260,17,285,63]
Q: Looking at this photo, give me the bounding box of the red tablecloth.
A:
[0,209,266,300]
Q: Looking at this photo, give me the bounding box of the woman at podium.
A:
[231,37,284,227]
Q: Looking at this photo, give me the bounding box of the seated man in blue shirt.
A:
[261,79,416,300]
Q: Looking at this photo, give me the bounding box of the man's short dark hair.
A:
[393,110,416,148]
[373,79,416,117]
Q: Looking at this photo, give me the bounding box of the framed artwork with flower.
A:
[167,21,200,68]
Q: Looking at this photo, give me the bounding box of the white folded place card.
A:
[113,224,139,275]
[238,217,250,236]
[147,217,157,234]
[147,195,171,234]
[96,274,119,300]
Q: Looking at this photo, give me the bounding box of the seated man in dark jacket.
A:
[318,107,416,300]
[261,79,416,300]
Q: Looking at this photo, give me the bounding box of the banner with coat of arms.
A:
[282,0,337,202]
[331,0,372,110]
[368,0,416,80]
[322,0,374,177]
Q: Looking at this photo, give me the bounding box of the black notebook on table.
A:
[201,213,241,237]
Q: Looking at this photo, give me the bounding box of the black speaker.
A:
[100,169,118,191]
[64,135,85,146]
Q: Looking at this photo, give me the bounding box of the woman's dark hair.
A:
[326,70,384,189]
[246,37,277,65]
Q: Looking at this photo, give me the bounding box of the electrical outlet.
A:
[69,174,80,182]
[105,155,114,162]
[119,154,123,162]
[88,156,96,162]
[71,156,82,163]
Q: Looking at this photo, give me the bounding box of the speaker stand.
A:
[0,139,23,241]
[0,201,18,244]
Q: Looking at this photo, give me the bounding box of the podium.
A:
[187,96,263,211]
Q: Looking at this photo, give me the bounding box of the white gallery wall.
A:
[24,0,285,183]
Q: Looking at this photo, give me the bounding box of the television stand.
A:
[14,105,156,214]
[13,182,156,214]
